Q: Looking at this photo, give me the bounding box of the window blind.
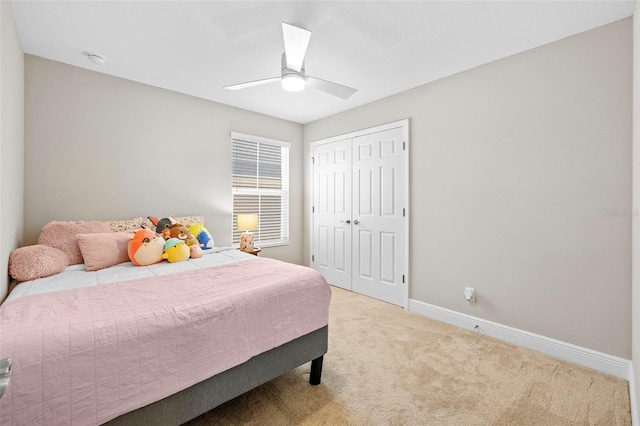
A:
[231,133,290,247]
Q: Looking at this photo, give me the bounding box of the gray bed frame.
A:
[104,325,328,426]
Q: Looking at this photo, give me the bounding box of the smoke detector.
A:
[84,52,106,65]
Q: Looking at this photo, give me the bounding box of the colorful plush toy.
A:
[148,217,206,258]
[188,223,214,250]
[164,223,203,258]
[162,238,190,263]
[128,229,165,266]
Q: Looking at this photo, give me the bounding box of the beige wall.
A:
[632,0,639,417]
[304,19,632,358]
[0,2,25,301]
[24,56,304,264]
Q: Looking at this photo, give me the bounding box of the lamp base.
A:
[240,232,254,252]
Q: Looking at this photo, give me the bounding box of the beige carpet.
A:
[186,286,630,425]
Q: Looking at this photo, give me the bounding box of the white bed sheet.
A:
[4,247,255,303]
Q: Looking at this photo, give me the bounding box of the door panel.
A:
[357,229,373,279]
[317,226,329,268]
[352,126,406,305]
[381,166,396,216]
[380,232,396,284]
[358,168,373,215]
[312,139,352,290]
[333,227,346,272]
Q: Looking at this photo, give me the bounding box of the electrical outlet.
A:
[464,287,476,302]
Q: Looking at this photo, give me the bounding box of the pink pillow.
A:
[38,221,112,265]
[76,232,133,271]
[9,245,70,281]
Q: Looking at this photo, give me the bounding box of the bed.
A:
[0,218,331,426]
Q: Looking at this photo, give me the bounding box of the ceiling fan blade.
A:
[224,77,280,91]
[306,76,357,99]
[282,22,311,72]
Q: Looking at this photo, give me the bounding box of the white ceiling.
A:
[10,1,635,124]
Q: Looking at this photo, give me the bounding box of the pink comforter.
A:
[0,257,331,425]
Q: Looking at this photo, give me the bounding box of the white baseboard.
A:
[630,363,638,425]
[408,298,631,381]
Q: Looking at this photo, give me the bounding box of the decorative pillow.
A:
[76,232,133,271]
[172,215,205,226]
[38,221,112,265]
[8,245,70,281]
[105,217,155,233]
[106,216,205,233]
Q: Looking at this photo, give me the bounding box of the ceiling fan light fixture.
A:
[281,73,305,92]
[224,23,357,99]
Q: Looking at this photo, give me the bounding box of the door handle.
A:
[340,220,351,224]
[353,220,360,225]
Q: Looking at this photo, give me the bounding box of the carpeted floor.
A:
[185,286,631,425]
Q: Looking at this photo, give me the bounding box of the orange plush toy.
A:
[128,229,165,266]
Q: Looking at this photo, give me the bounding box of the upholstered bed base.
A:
[104,325,328,426]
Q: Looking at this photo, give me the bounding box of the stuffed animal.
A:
[164,223,203,258]
[164,223,198,244]
[128,229,165,266]
[188,224,214,250]
[149,217,205,258]
[162,238,190,263]
[148,216,175,235]
[189,245,203,259]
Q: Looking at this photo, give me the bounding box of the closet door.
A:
[312,138,352,290]
[311,120,408,307]
[351,126,406,306]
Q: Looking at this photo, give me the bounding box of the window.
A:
[231,132,290,247]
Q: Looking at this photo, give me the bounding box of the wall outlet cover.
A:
[464,287,476,302]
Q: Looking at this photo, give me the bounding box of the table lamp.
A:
[237,213,258,252]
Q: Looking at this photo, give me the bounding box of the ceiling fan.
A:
[224,22,357,100]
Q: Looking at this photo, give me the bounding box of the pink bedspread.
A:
[0,257,331,425]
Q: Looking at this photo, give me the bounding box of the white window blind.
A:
[231,132,290,247]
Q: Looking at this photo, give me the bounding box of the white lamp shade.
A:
[237,213,258,231]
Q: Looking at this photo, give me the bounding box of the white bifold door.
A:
[312,121,408,307]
